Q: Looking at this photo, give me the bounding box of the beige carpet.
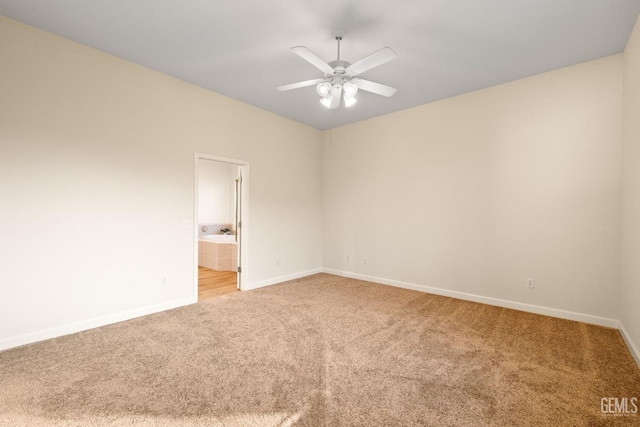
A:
[1,273,639,426]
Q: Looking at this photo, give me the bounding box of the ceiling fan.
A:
[277,30,397,109]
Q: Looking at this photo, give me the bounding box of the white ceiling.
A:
[2,0,640,130]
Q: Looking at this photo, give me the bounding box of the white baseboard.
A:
[4,269,636,369]
[0,268,322,352]
[618,321,640,368]
[243,268,323,291]
[322,268,620,329]
[0,297,195,352]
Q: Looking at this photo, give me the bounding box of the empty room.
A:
[1,1,640,425]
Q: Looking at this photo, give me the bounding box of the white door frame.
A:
[194,153,250,300]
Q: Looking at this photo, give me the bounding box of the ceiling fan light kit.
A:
[277,31,397,110]
[344,95,357,107]
[343,81,358,97]
[316,81,332,97]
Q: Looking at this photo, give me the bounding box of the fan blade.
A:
[277,78,325,91]
[347,47,397,75]
[351,78,397,97]
[291,46,334,73]
[329,85,342,109]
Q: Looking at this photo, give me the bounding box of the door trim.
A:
[194,153,250,300]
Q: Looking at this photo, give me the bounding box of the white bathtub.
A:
[200,234,236,242]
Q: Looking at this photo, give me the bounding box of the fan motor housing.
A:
[326,60,353,84]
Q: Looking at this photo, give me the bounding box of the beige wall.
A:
[0,16,323,349]
[621,16,640,362]
[323,55,623,321]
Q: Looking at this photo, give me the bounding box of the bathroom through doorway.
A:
[194,154,248,301]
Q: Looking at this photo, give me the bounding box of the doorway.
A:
[194,154,248,301]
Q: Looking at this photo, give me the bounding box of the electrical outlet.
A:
[345,255,350,262]
[364,257,369,264]
[276,259,280,266]
[182,220,192,229]
[526,278,535,289]
[161,277,168,286]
